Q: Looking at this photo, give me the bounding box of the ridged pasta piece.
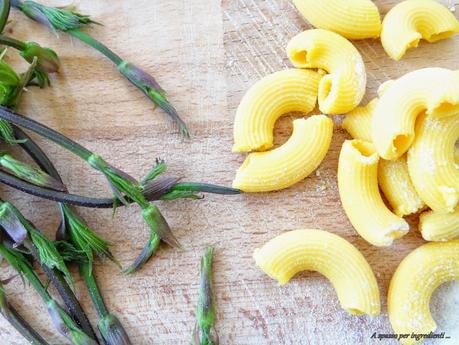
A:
[343,96,426,217]
[338,140,409,246]
[420,207,459,241]
[372,68,459,160]
[253,229,380,316]
[381,0,459,60]
[286,29,366,115]
[388,241,459,345]
[233,115,333,192]
[292,0,382,40]
[378,157,426,217]
[233,69,322,152]
[407,113,459,213]
[342,98,377,142]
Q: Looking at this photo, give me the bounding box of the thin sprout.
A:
[0,0,11,34]
[192,247,218,345]
[80,262,132,345]
[11,0,189,136]
[0,243,98,344]
[0,277,50,345]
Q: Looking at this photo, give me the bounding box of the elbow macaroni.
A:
[286,29,366,114]
[343,100,425,217]
[381,0,459,60]
[388,241,459,345]
[338,140,409,246]
[232,69,321,152]
[378,157,426,217]
[342,98,378,142]
[292,0,381,40]
[420,207,459,241]
[233,115,333,192]
[372,68,459,160]
[407,113,459,213]
[254,229,380,317]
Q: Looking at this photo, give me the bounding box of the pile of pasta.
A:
[231,1,459,344]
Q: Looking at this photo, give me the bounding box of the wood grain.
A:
[0,1,458,344]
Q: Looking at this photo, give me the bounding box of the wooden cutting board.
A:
[1,1,458,344]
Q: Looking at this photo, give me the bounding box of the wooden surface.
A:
[0,1,459,344]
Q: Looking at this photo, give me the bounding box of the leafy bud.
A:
[29,228,74,286]
[0,202,27,246]
[47,299,98,345]
[0,152,66,191]
[87,154,141,206]
[20,41,60,73]
[98,314,132,345]
[141,203,181,249]
[0,60,20,106]
[118,61,189,137]
[61,204,118,269]
[123,234,160,274]
[19,0,98,32]
[192,247,218,345]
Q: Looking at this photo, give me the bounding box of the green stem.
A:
[0,106,92,160]
[0,0,11,34]
[68,29,122,66]
[0,304,50,345]
[0,34,26,50]
[25,239,100,343]
[79,262,108,318]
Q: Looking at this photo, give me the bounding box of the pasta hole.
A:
[292,50,308,65]
[432,102,457,115]
[392,134,411,155]
[351,140,376,158]
[318,77,333,104]
[428,31,455,42]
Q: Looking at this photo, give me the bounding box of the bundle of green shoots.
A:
[0,1,229,344]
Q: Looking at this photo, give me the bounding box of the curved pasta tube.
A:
[420,207,459,241]
[338,140,409,246]
[343,98,425,216]
[292,0,381,40]
[372,68,459,160]
[407,114,459,213]
[388,241,459,345]
[378,157,426,217]
[342,98,377,142]
[381,0,459,60]
[233,69,322,152]
[343,96,426,216]
[286,29,366,115]
[253,229,380,316]
[233,115,333,192]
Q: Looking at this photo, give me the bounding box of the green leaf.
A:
[19,41,60,73]
[29,228,74,286]
[61,204,118,269]
[0,152,66,190]
[20,0,99,32]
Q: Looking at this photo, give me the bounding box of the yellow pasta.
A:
[388,241,459,345]
[407,113,459,213]
[292,0,381,40]
[372,67,459,160]
[286,29,366,115]
[381,0,459,60]
[342,98,377,142]
[232,69,321,152]
[343,96,426,217]
[420,207,459,241]
[253,229,380,317]
[338,140,409,246]
[378,157,426,217]
[233,115,333,192]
